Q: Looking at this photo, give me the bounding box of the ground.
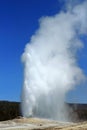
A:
[0,117,87,130]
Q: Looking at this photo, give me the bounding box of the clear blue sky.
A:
[0,0,87,103]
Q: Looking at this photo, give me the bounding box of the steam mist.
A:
[21,1,87,121]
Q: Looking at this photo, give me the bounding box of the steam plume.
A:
[21,1,87,121]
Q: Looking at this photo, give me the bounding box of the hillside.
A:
[0,101,87,121]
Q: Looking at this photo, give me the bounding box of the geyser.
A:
[21,1,87,121]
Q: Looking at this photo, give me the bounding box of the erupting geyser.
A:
[21,1,87,121]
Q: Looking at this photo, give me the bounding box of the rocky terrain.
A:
[0,117,87,130]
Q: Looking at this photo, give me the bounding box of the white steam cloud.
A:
[21,1,87,121]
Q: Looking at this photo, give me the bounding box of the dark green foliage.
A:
[0,101,87,121]
[68,103,87,121]
[0,101,20,121]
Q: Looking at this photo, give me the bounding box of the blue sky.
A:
[0,0,87,103]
